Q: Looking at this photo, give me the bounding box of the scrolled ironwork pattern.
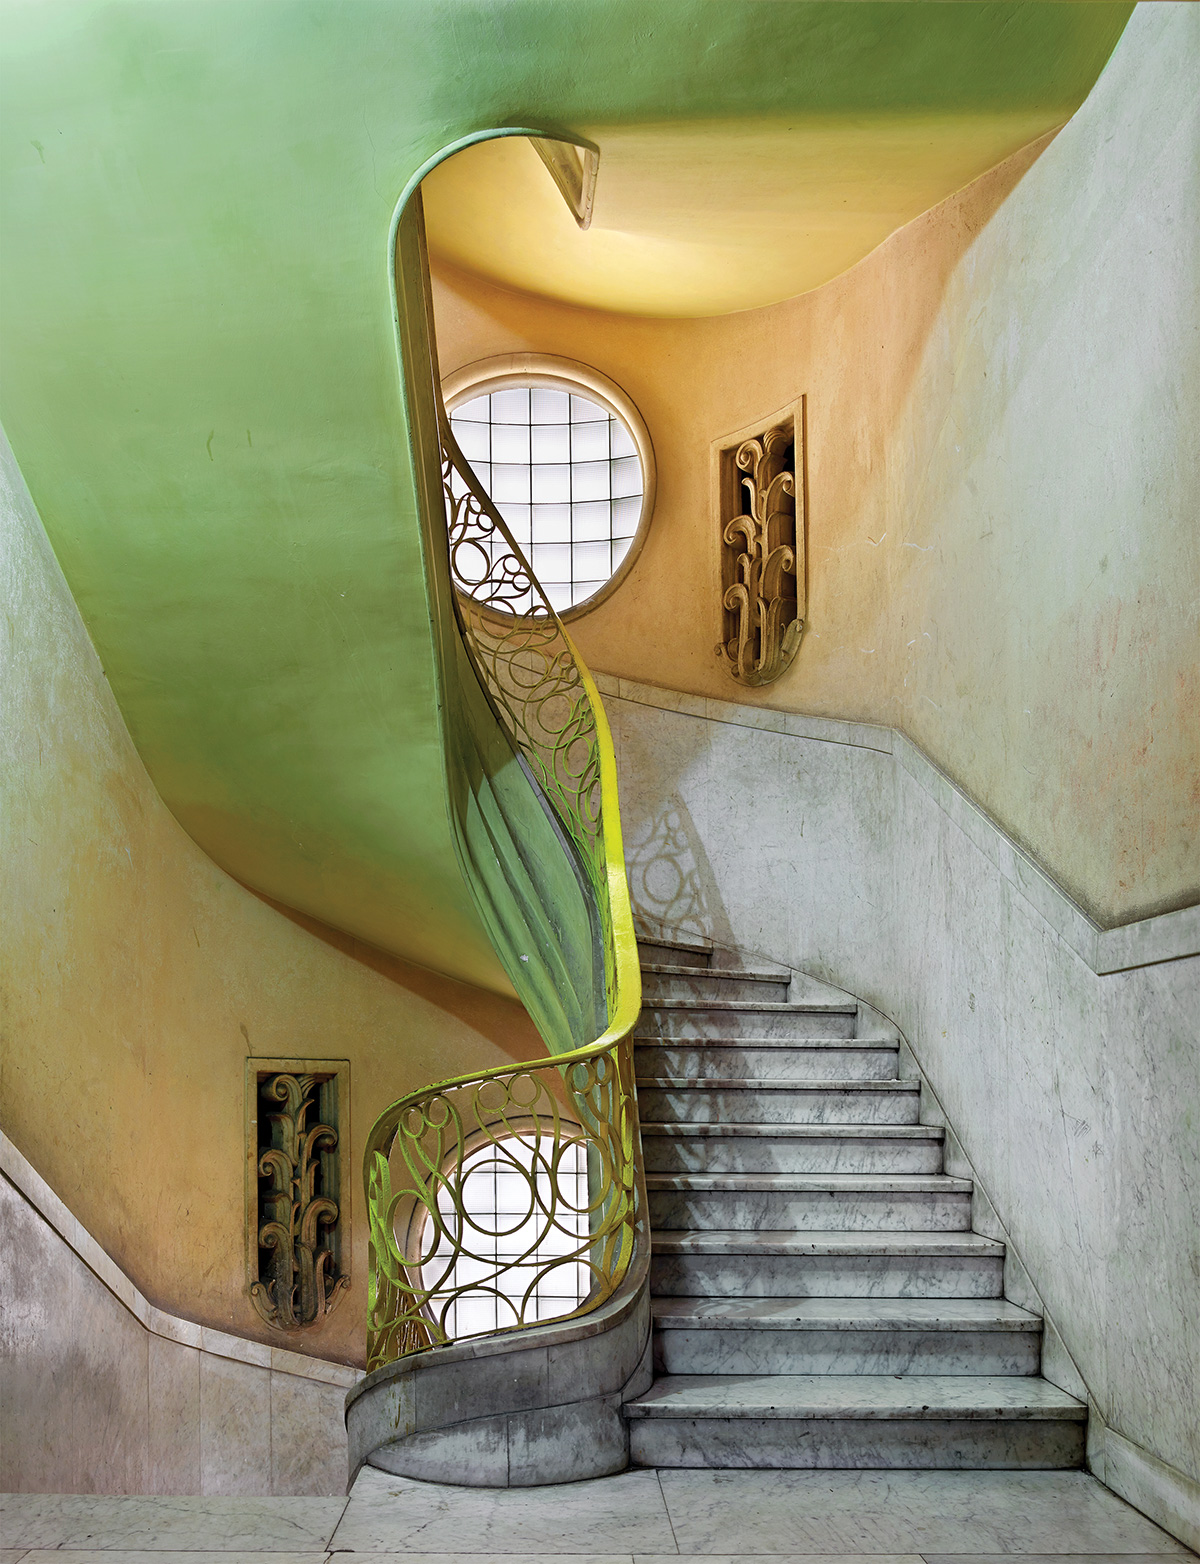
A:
[251,1072,348,1330]
[441,421,614,1010]
[362,411,644,1370]
[718,419,803,687]
[364,1038,639,1371]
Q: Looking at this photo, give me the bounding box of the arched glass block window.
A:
[443,354,655,617]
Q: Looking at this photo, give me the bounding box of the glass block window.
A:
[422,1135,590,1339]
[448,383,646,615]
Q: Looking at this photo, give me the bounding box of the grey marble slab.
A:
[634,1557,924,1564]
[626,1372,1083,1418]
[923,1556,1192,1563]
[646,1184,971,1233]
[12,1555,330,1563]
[651,1296,1038,1329]
[655,1469,1192,1554]
[320,1556,635,1563]
[634,1005,857,1041]
[642,1124,944,1175]
[634,1042,899,1081]
[0,1494,345,1550]
[648,1229,1006,1302]
[653,1325,1040,1376]
[630,1415,1085,1471]
[649,1229,1002,1256]
[636,1082,920,1125]
[329,1467,676,1554]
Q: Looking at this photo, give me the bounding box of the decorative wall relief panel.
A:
[716,400,807,686]
[245,1059,350,1330]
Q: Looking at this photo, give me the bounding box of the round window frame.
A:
[441,353,656,621]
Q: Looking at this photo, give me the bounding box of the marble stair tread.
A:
[645,1172,972,1194]
[641,1122,941,1139]
[636,1076,918,1091]
[650,1229,1004,1257]
[641,960,790,983]
[651,1297,1041,1330]
[624,1374,1085,1420]
[634,1035,898,1049]
[637,937,795,978]
[638,935,713,957]
[639,997,858,1014]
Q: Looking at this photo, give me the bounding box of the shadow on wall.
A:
[617,713,735,950]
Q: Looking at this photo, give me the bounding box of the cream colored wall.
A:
[430,2,1199,930]
[0,428,543,1370]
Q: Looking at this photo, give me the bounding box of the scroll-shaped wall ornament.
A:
[248,1065,349,1330]
[716,403,806,686]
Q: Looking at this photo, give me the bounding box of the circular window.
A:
[442,354,655,617]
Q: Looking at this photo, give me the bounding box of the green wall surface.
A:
[0,1,1130,987]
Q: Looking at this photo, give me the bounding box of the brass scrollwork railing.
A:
[364,410,643,1372]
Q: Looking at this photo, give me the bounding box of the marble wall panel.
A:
[147,1335,201,1494]
[0,1175,149,1494]
[199,1354,272,1496]
[270,1370,349,1497]
[2,1160,356,1497]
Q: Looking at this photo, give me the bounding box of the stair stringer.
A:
[345,1244,652,1488]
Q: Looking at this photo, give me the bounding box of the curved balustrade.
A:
[363,331,645,1375]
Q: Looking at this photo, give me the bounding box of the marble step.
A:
[635,1078,921,1125]
[642,1123,946,1175]
[635,1037,899,1082]
[637,939,794,977]
[640,964,791,1004]
[651,1297,1042,1376]
[635,998,859,1042]
[647,1172,972,1232]
[625,1373,1086,1470]
[650,1230,1006,1299]
[638,936,713,970]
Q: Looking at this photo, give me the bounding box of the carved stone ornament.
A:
[250,1071,348,1329]
[716,411,805,686]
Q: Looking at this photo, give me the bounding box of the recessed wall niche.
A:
[244,1058,350,1330]
[715,399,807,686]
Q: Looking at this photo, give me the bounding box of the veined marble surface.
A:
[0,1465,1191,1558]
[599,638,1200,1531]
[0,1156,354,1497]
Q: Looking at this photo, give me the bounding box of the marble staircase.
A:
[624,936,1086,1470]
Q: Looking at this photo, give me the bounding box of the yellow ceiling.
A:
[422,114,1063,318]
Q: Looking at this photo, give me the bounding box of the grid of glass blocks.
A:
[449,385,644,613]
[424,1135,590,1340]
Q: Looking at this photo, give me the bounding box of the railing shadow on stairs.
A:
[345,171,651,1489]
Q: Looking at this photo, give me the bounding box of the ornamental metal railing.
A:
[363,409,644,1373]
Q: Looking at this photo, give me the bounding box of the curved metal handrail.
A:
[364,400,644,1373]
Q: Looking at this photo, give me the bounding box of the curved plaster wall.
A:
[0,1,1126,983]
[0,428,544,1370]
[431,2,1199,931]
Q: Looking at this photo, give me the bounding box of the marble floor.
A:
[0,1467,1194,1562]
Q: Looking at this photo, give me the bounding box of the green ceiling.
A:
[0,2,1131,990]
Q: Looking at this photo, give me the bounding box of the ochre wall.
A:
[0,431,543,1368]
[431,5,1199,929]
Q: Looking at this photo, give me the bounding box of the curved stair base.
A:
[346,1280,651,1488]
